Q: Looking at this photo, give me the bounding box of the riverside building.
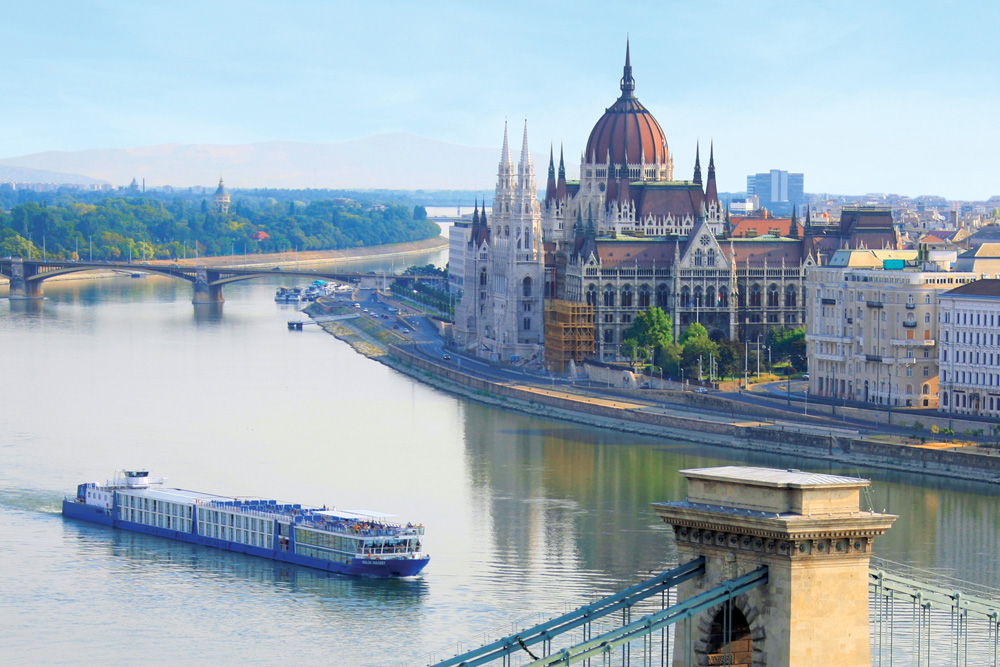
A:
[937,279,1000,417]
[805,249,976,409]
[452,42,900,368]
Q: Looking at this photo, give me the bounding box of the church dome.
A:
[584,44,668,167]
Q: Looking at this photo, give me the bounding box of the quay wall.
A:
[387,344,1000,486]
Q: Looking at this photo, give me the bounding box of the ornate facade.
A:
[452,43,898,366]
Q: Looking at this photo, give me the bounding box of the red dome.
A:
[584,45,668,166]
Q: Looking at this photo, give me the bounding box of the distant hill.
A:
[0,164,106,185]
[0,134,549,190]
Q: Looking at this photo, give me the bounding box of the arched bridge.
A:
[0,258,444,304]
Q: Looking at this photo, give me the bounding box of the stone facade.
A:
[653,466,896,667]
[805,249,977,409]
[937,279,1000,417]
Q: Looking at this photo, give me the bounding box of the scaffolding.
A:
[544,300,595,374]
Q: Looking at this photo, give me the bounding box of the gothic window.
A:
[522,276,532,297]
[603,329,614,343]
[767,284,779,308]
[604,286,615,308]
[680,286,691,308]
[523,317,531,330]
[694,249,704,267]
[749,284,762,308]
[638,285,651,309]
[656,285,668,308]
[694,286,703,308]
[785,285,797,308]
[480,269,487,286]
[621,285,633,308]
[719,287,729,308]
[706,286,716,307]
[604,313,614,323]
[706,249,716,266]
[586,284,597,307]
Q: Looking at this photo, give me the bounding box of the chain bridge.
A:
[0,257,443,304]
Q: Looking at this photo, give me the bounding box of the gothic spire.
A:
[545,144,557,203]
[472,198,480,225]
[704,141,719,207]
[556,144,567,201]
[620,38,635,99]
[518,119,533,172]
[500,120,511,168]
[693,141,702,185]
[789,205,799,238]
[805,205,813,236]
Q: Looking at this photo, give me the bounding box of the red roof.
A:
[730,217,797,238]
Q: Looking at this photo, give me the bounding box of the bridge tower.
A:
[7,258,43,299]
[653,466,895,667]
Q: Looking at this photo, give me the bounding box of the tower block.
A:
[653,467,896,667]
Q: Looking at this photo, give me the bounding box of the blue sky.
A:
[2,0,997,199]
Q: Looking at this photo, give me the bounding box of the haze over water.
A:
[2,251,999,665]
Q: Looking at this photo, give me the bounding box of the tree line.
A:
[0,194,439,261]
[621,306,806,381]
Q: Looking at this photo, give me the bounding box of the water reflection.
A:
[192,303,224,324]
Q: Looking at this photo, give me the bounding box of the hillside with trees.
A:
[0,192,439,261]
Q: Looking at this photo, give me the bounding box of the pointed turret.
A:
[605,150,618,204]
[556,144,567,201]
[805,206,813,236]
[545,145,557,204]
[704,142,719,207]
[518,119,533,172]
[500,121,512,169]
[693,142,702,185]
[620,38,635,99]
[472,198,480,225]
[789,205,799,238]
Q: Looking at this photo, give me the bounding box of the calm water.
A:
[2,253,999,666]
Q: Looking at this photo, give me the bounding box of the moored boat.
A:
[62,470,429,578]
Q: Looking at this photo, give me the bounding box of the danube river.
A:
[2,251,1000,666]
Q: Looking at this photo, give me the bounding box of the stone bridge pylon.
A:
[653,466,896,667]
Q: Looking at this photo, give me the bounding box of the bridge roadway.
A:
[0,257,442,304]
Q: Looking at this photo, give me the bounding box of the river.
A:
[1,249,999,666]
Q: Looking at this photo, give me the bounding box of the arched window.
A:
[719,287,729,308]
[767,284,779,308]
[694,249,704,266]
[749,284,762,308]
[656,284,668,307]
[621,285,633,308]
[706,286,716,307]
[785,285,797,308]
[924,312,931,323]
[638,285,651,309]
[603,328,614,343]
[604,285,615,308]
[522,276,532,297]
[694,286,703,308]
[922,384,931,395]
[586,284,597,307]
[706,249,716,266]
[706,606,752,667]
[680,286,691,308]
[479,269,487,286]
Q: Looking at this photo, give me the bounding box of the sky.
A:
[2,0,998,200]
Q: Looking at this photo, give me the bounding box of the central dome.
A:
[584,44,668,167]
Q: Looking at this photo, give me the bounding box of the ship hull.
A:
[63,500,429,578]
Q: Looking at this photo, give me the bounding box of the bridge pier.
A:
[191,268,224,304]
[653,467,896,667]
[7,259,43,300]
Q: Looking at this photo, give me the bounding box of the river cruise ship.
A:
[63,470,429,578]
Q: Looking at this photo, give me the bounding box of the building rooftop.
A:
[680,466,869,489]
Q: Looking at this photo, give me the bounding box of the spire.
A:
[789,205,799,238]
[606,162,618,204]
[704,141,718,206]
[575,206,584,236]
[500,121,511,167]
[472,198,480,225]
[556,144,567,202]
[545,144,557,203]
[586,203,596,238]
[620,38,635,99]
[481,204,487,226]
[518,119,533,172]
[805,206,813,236]
[693,142,702,185]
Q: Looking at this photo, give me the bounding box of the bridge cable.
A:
[514,636,539,661]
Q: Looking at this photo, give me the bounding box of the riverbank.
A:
[308,303,1000,487]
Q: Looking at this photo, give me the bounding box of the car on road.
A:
[443,354,451,360]
[402,328,410,334]
[695,387,709,393]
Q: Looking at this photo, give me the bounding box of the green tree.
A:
[679,322,709,345]
[623,307,674,363]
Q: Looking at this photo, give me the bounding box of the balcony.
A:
[846,317,853,324]
[866,354,883,362]
[890,338,935,347]
[902,321,917,328]
[821,298,836,305]
[866,301,884,308]
[905,303,916,309]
